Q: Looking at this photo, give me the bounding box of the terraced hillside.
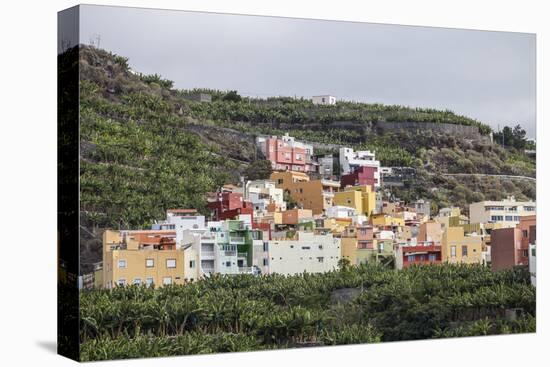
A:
[76,45,535,270]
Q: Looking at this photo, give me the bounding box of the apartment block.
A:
[257,133,314,172]
[469,197,535,226]
[490,215,536,271]
[267,231,340,275]
[102,229,186,288]
[199,219,264,276]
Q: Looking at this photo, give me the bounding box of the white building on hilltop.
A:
[312,95,336,105]
[339,147,381,181]
[267,231,340,275]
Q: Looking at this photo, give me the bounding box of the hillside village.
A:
[81,132,536,289]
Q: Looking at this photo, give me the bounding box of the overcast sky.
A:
[79,5,536,138]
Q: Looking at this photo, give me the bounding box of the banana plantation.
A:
[79,263,535,361]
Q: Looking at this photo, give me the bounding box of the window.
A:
[407,255,415,262]
[317,257,324,263]
[166,259,176,268]
[419,255,425,261]
[523,230,528,238]
[505,216,513,221]
[263,258,269,266]
[462,245,468,257]
[226,261,231,267]
[146,277,154,287]
[301,246,311,250]
[319,245,323,249]
[263,242,269,251]
[133,278,142,285]
[146,258,154,268]
[117,278,126,286]
[429,254,437,262]
[189,260,195,268]
[117,259,127,269]
[491,215,504,222]
[522,250,529,258]
[162,277,172,285]
[451,246,457,258]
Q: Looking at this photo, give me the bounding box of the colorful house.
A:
[441,227,483,264]
[102,229,186,288]
[340,166,379,191]
[395,242,442,269]
[270,171,339,215]
[333,185,376,216]
[257,134,315,172]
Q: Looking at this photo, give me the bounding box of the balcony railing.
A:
[237,252,248,258]
[201,250,215,258]
[238,266,254,274]
[230,236,245,244]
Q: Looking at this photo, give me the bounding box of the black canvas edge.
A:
[58,4,81,362]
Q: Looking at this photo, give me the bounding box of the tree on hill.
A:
[222,90,242,102]
[493,124,528,150]
[244,160,273,181]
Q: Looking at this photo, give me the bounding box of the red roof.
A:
[167,209,197,213]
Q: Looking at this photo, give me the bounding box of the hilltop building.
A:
[312,95,336,105]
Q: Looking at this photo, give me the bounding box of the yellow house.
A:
[323,217,353,234]
[333,185,376,216]
[340,226,358,265]
[441,226,483,264]
[370,213,405,227]
[270,171,339,215]
[103,230,187,288]
[435,207,468,230]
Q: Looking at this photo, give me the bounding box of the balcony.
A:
[238,266,254,274]
[201,250,215,259]
[237,252,248,258]
[230,236,245,244]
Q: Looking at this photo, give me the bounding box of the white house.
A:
[236,180,286,218]
[312,95,336,105]
[326,205,357,219]
[339,148,381,187]
[267,231,340,275]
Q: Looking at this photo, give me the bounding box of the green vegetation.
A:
[493,124,531,150]
[80,264,535,361]
[244,159,273,181]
